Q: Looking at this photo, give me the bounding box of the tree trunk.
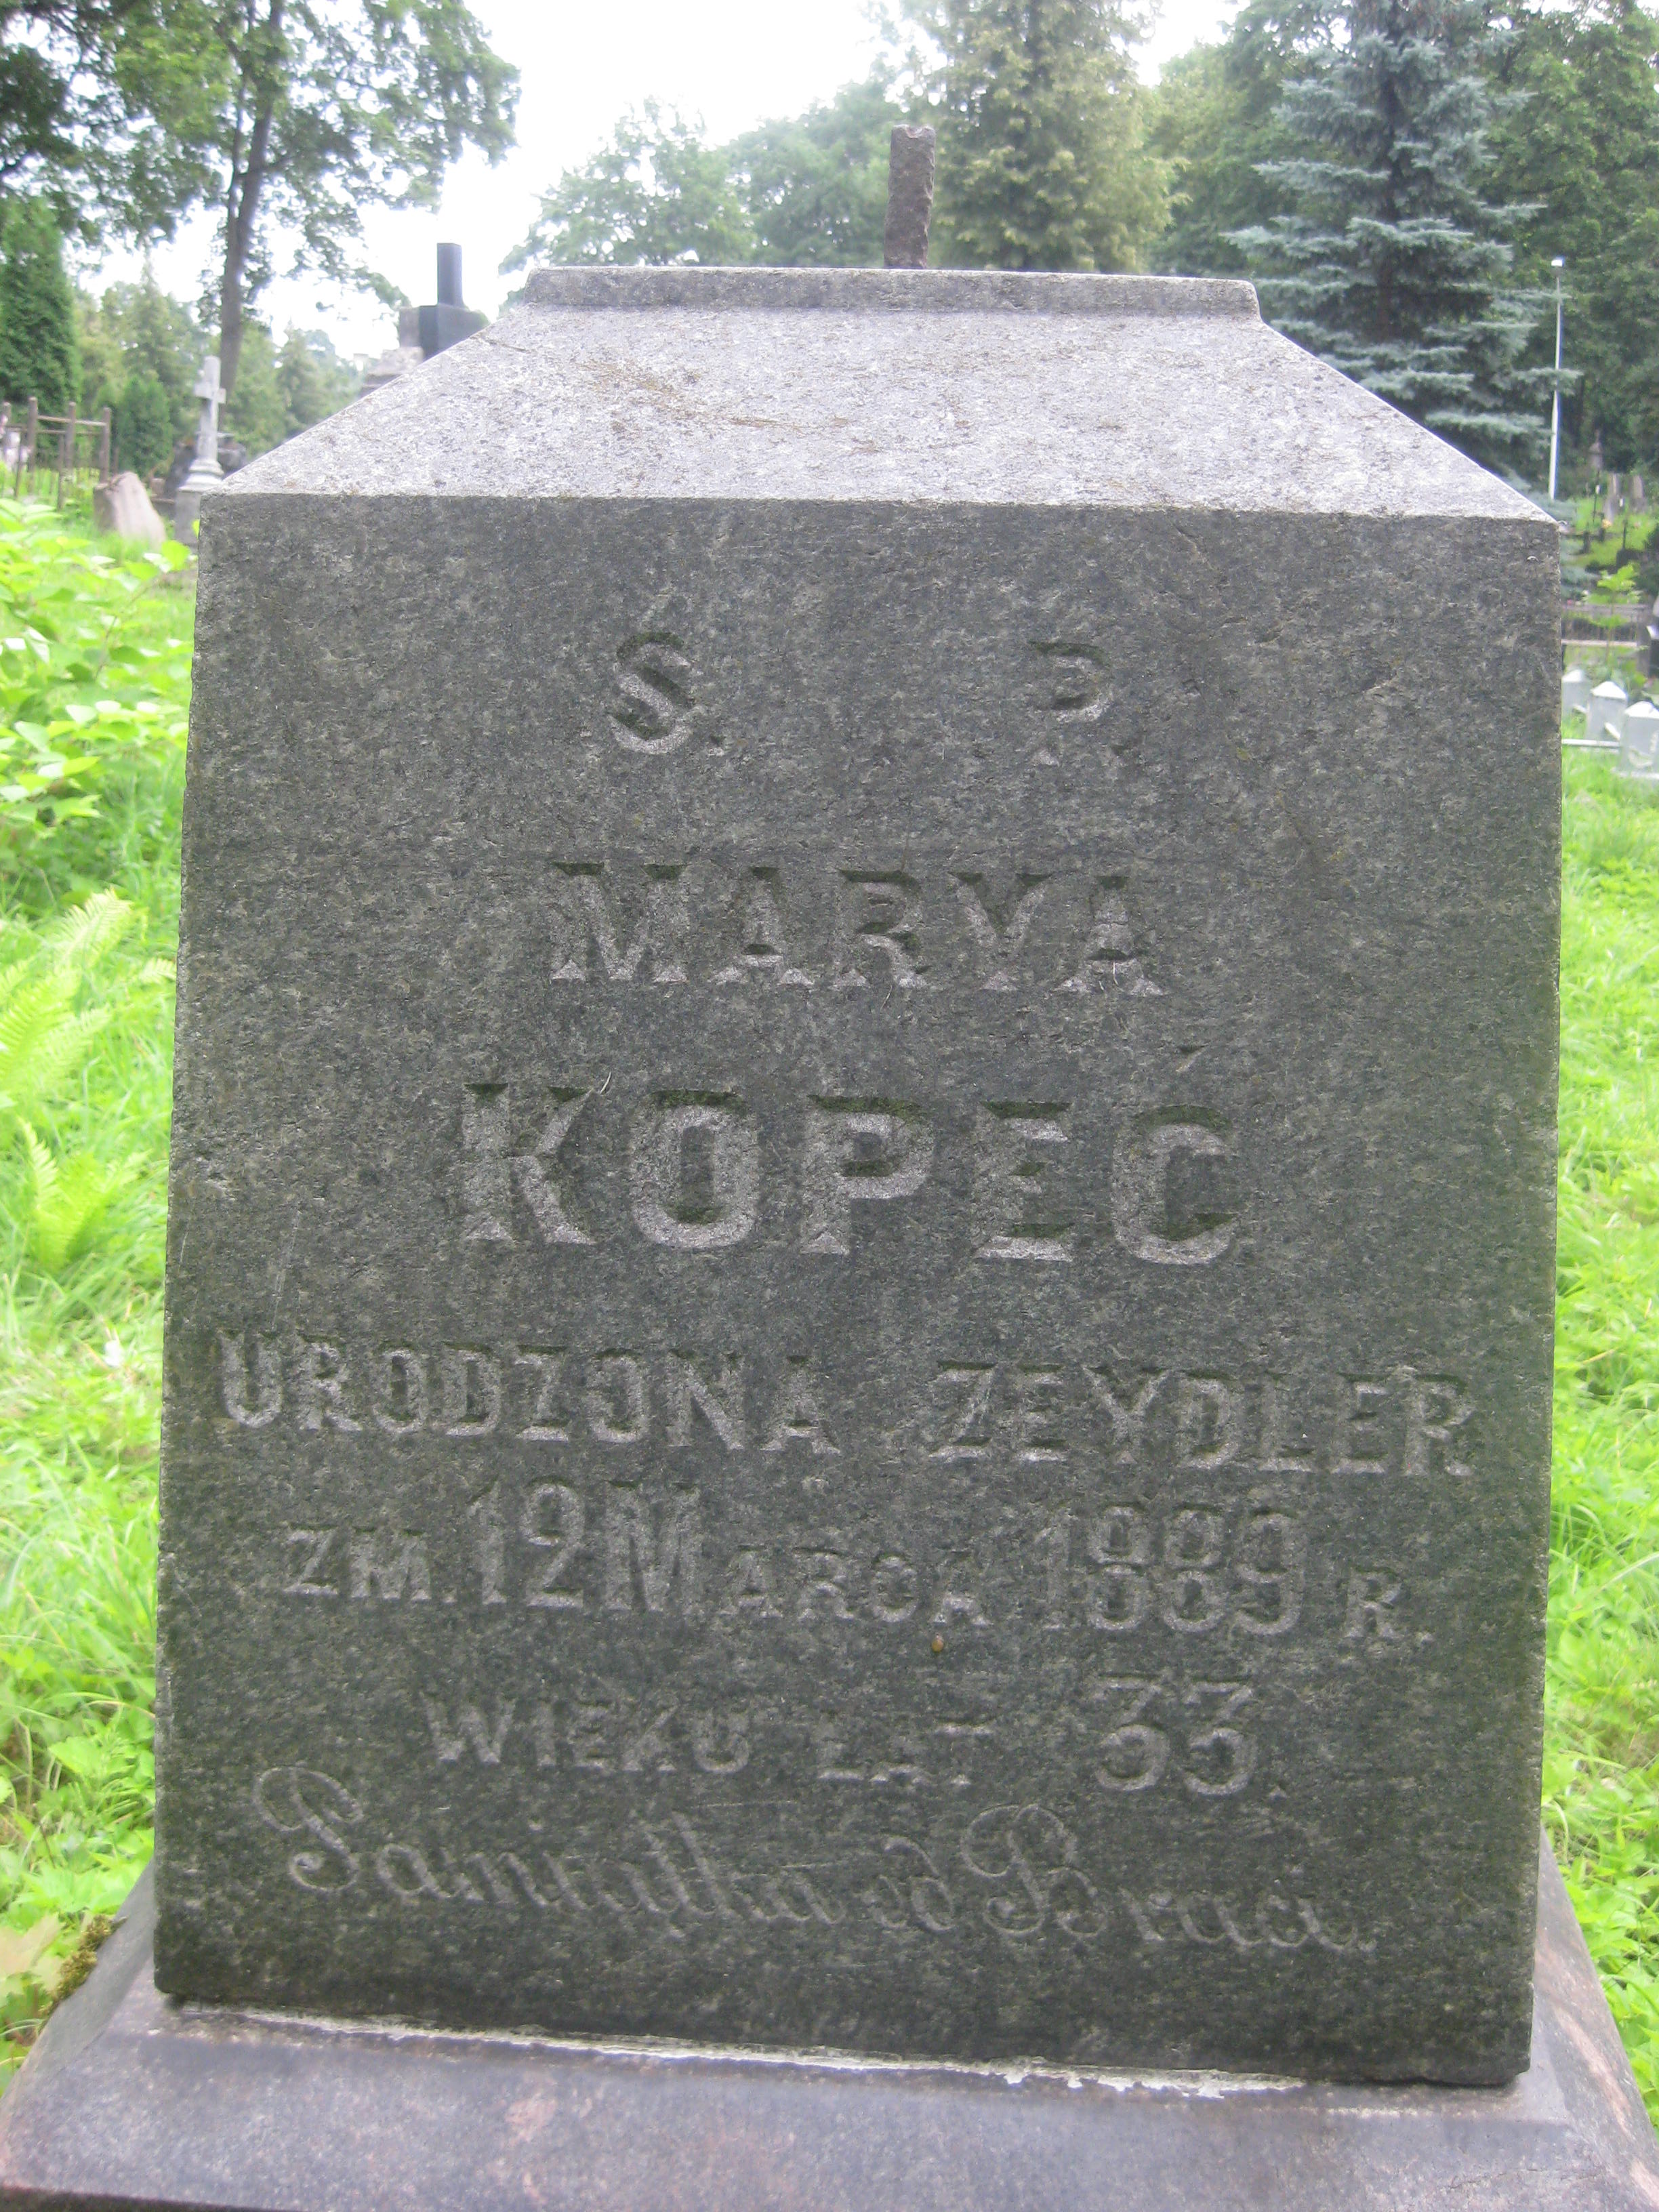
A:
[218,0,284,398]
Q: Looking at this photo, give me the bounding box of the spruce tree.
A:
[1233,0,1547,474]
[0,199,80,415]
[904,0,1167,270]
[113,370,173,480]
[1487,0,1659,471]
[1147,0,1335,277]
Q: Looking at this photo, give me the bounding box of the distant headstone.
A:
[364,247,487,395]
[1619,699,1659,778]
[361,342,424,395]
[1631,474,1646,511]
[155,268,1561,2092]
[92,470,165,549]
[1561,665,1591,718]
[1587,678,1629,743]
[417,241,487,360]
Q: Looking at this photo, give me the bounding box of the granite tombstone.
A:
[152,264,1560,2090]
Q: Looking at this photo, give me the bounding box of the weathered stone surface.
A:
[157,268,1559,2083]
[883,126,936,268]
[91,470,164,548]
[5,1845,1656,2211]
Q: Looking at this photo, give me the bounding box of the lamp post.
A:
[1549,255,1565,504]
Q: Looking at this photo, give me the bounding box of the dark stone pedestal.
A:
[2,1839,1656,2211]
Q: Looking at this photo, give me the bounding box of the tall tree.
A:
[0,197,80,411]
[1147,0,1332,275]
[83,264,202,436]
[112,0,516,396]
[729,75,904,266]
[900,0,1167,270]
[1486,0,1659,470]
[506,102,754,271]
[1233,0,1547,474]
[276,323,356,434]
[112,365,173,474]
[508,80,905,274]
[0,0,156,232]
[220,314,283,449]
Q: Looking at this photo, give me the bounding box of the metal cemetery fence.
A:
[1,400,114,506]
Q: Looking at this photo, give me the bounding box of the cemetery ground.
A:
[0,508,1655,2114]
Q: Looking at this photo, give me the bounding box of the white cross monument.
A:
[173,354,227,542]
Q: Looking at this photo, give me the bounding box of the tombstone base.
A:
[1,1839,1655,2212]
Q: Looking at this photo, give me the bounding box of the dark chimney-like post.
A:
[419,245,485,357]
[884,126,936,269]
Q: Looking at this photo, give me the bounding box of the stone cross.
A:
[191,356,226,478]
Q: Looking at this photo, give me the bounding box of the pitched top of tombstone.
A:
[1593,679,1629,699]
[220,266,1538,520]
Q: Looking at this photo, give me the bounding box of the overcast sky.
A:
[87,0,1235,361]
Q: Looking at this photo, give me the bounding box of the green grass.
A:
[1545,762,1659,2108]
[0,505,1656,2109]
[1570,501,1659,575]
[0,502,185,2058]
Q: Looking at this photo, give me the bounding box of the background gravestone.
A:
[1588,679,1629,743]
[155,266,1559,2086]
[1619,699,1659,778]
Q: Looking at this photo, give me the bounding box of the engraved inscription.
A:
[551,865,689,983]
[250,1767,1376,1959]
[712,867,814,988]
[459,1082,1229,1265]
[220,1330,1477,1492]
[1061,878,1162,997]
[974,1104,1072,1263]
[1109,1118,1235,1265]
[1036,1502,1305,1639]
[802,1098,934,1254]
[834,873,928,991]
[1029,641,1108,724]
[544,861,1161,997]
[954,873,1048,991]
[630,1093,759,1250]
[462,1085,592,1248]
[608,632,705,756]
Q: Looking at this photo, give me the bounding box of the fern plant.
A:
[0,499,190,863]
[0,891,170,1285]
[20,1134,133,1275]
